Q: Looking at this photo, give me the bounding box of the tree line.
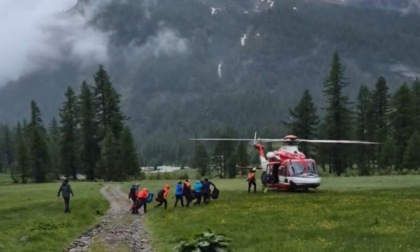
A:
[192,51,420,177]
[0,66,142,183]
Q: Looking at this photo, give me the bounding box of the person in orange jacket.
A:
[247,168,257,193]
[154,184,170,209]
[134,188,149,214]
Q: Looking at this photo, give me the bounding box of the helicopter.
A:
[190,133,379,191]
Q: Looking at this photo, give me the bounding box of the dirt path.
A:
[64,184,153,252]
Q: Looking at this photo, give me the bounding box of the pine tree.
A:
[402,132,420,170]
[28,100,49,183]
[92,66,126,141]
[371,77,390,162]
[15,121,29,183]
[389,83,416,170]
[3,126,14,168]
[78,81,100,181]
[322,51,353,176]
[378,138,395,171]
[236,142,250,167]
[48,118,61,178]
[101,128,120,181]
[120,126,141,179]
[411,78,420,127]
[59,87,79,180]
[355,85,374,175]
[193,143,209,177]
[285,89,319,155]
[213,128,237,178]
[0,128,3,173]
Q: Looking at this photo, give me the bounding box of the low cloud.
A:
[124,25,189,66]
[0,0,112,86]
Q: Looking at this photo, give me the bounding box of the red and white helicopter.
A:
[191,133,378,191]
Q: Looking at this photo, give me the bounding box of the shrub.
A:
[164,172,173,180]
[174,230,232,252]
[178,172,189,180]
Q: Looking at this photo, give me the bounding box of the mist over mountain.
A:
[1,0,420,161]
[319,0,420,13]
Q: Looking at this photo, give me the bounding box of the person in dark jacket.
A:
[247,168,257,193]
[128,183,140,204]
[201,178,216,204]
[261,171,269,193]
[155,184,170,209]
[57,179,74,213]
[182,179,193,207]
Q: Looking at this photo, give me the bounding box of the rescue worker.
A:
[182,179,193,207]
[128,183,140,204]
[174,181,184,207]
[135,188,149,214]
[155,184,170,209]
[261,171,269,193]
[247,168,257,193]
[57,179,74,214]
[201,178,216,204]
[193,180,203,206]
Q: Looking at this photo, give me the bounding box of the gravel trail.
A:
[63,184,153,252]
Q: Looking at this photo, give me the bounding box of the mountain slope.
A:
[1,0,420,162]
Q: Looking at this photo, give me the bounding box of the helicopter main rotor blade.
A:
[190,138,255,141]
[298,139,379,144]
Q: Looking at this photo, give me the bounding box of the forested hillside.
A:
[1,0,420,167]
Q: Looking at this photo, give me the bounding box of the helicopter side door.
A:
[278,165,288,184]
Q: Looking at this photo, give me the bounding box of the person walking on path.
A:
[57,179,74,213]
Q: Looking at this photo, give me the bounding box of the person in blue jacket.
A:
[193,180,203,206]
[174,181,184,207]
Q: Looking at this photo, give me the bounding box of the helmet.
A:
[252,167,257,172]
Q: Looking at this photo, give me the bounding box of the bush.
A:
[178,172,189,180]
[163,172,173,180]
[174,230,232,252]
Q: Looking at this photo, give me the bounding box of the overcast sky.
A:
[0,0,110,86]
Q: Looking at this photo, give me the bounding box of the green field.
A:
[140,175,420,252]
[1,174,420,251]
[0,175,108,252]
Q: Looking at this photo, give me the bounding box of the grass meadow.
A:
[0,175,108,252]
[137,175,420,252]
[1,172,420,251]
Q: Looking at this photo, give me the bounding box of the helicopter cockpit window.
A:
[289,162,305,175]
[307,162,318,174]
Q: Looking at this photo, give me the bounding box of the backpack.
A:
[211,188,219,199]
[129,185,137,198]
[147,192,154,203]
[157,189,164,199]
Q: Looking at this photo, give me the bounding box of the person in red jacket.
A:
[154,184,170,209]
[134,188,149,214]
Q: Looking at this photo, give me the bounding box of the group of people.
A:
[56,169,267,215]
[128,178,218,214]
[246,168,270,193]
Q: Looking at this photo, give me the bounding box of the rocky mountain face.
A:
[1,0,419,157]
